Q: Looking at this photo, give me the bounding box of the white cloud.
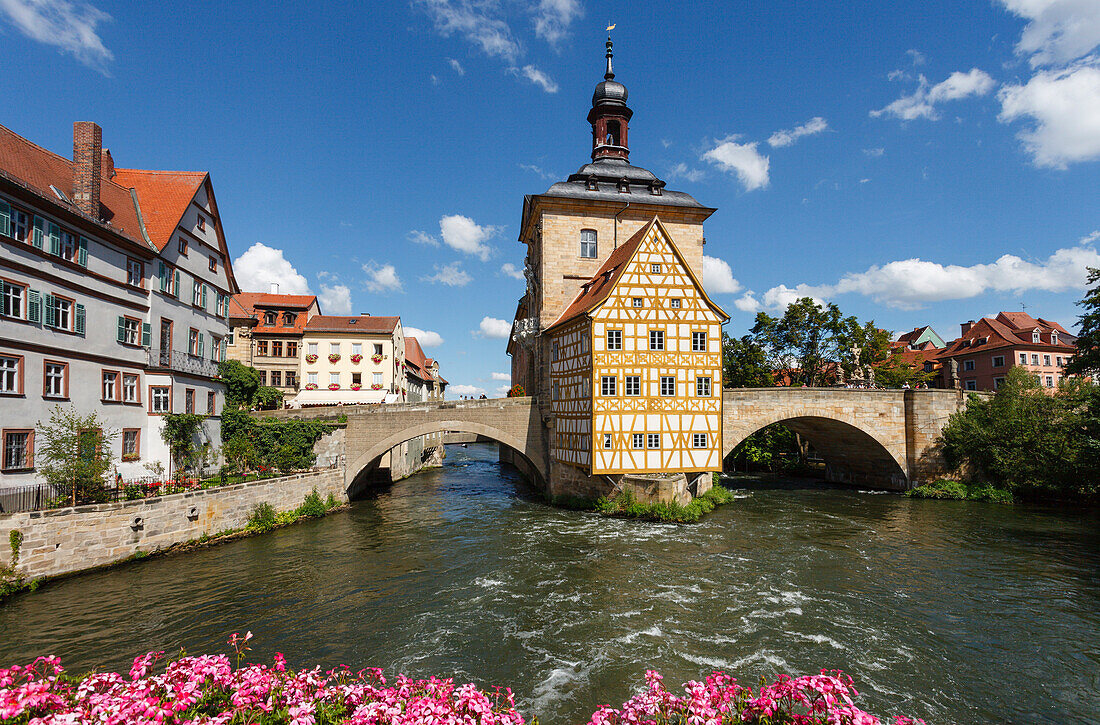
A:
[513,64,559,93]
[490,372,511,381]
[0,0,113,71]
[871,69,996,120]
[404,326,444,347]
[233,243,310,295]
[430,73,441,85]
[761,284,826,311]
[318,283,351,315]
[439,214,500,261]
[999,0,1100,67]
[449,383,486,398]
[476,316,511,339]
[699,255,743,294]
[998,62,1100,168]
[495,384,511,396]
[666,162,705,183]
[362,261,403,294]
[407,230,440,247]
[702,137,770,191]
[532,0,581,45]
[859,178,871,184]
[767,116,828,148]
[422,261,473,287]
[518,163,556,179]
[500,262,525,280]
[448,57,465,74]
[907,48,927,66]
[733,292,761,313]
[416,0,519,62]
[863,147,886,157]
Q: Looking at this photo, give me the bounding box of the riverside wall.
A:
[0,469,346,582]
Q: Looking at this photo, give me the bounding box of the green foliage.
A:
[1066,266,1100,377]
[218,360,261,409]
[592,485,734,523]
[940,366,1100,499]
[874,354,935,389]
[722,333,774,388]
[246,502,277,533]
[221,410,334,473]
[298,489,328,517]
[254,386,284,410]
[729,424,801,472]
[507,383,525,397]
[905,479,1013,503]
[36,405,118,505]
[160,414,206,476]
[1,530,26,598]
[222,435,257,474]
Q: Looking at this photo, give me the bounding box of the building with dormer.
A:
[227,292,321,395]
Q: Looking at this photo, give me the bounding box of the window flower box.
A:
[350,354,363,364]
[305,354,318,363]
[328,354,341,363]
[350,383,362,391]
[370,383,383,390]
[328,383,340,391]
[371,354,384,364]
[121,453,140,462]
[304,383,318,390]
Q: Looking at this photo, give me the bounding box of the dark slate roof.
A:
[540,157,706,209]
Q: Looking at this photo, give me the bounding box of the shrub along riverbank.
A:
[554,477,735,523]
[905,479,1013,504]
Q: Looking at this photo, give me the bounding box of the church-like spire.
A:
[589,30,632,162]
[604,32,614,80]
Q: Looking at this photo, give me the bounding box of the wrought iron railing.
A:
[147,348,220,378]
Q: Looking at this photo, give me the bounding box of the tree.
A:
[254,386,284,410]
[835,317,891,380]
[750,298,844,387]
[722,333,774,388]
[36,406,118,505]
[1066,266,1100,377]
[874,355,935,389]
[160,413,206,478]
[218,360,260,409]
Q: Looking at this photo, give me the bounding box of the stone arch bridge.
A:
[261,388,972,496]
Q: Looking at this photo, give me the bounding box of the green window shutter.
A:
[0,200,10,237]
[32,216,44,248]
[159,262,168,293]
[75,304,85,335]
[27,290,41,323]
[198,333,205,358]
[221,337,227,360]
[48,223,60,255]
[43,294,56,328]
[77,237,89,266]
[201,284,208,309]
[142,322,152,347]
[174,270,180,298]
[117,316,126,343]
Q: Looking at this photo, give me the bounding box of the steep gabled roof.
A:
[112,168,206,251]
[231,292,319,334]
[545,216,729,332]
[305,315,400,334]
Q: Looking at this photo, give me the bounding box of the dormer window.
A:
[197,214,206,231]
[617,177,630,193]
[1033,328,1041,343]
[282,312,295,326]
[1051,331,1058,345]
[650,184,662,196]
[264,311,276,326]
[586,176,598,191]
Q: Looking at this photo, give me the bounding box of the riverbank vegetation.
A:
[905,479,1013,504]
[0,638,925,724]
[553,481,735,523]
[245,489,340,534]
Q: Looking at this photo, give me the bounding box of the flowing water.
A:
[1,444,1098,724]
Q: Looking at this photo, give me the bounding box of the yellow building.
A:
[545,217,727,479]
[294,314,405,406]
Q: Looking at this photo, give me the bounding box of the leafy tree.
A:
[160,413,206,477]
[220,409,333,473]
[218,360,260,409]
[254,386,284,410]
[750,298,844,387]
[722,333,774,388]
[729,424,800,472]
[1066,266,1100,377]
[223,435,256,474]
[874,355,935,389]
[836,317,891,379]
[36,406,118,505]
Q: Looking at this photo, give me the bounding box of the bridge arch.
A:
[345,418,546,498]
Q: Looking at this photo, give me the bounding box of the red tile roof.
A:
[112,168,205,251]
[231,292,319,334]
[305,315,400,334]
[939,314,1076,358]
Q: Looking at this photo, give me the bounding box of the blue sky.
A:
[2,0,1099,396]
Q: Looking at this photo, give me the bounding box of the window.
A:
[696,376,711,396]
[2,430,33,470]
[352,343,363,356]
[1056,356,1063,367]
[603,433,612,449]
[282,312,294,326]
[607,330,622,350]
[330,343,340,355]
[330,372,340,386]
[992,355,1005,368]
[373,372,383,386]
[551,381,559,401]
[670,299,681,309]
[1032,329,1041,343]
[192,280,203,307]
[965,380,977,391]
[178,237,188,255]
[1032,354,1040,366]
[373,343,383,355]
[9,208,30,242]
[1,280,24,319]
[307,372,318,386]
[44,295,74,331]
[102,371,119,401]
[286,371,297,388]
[123,374,139,403]
[189,328,200,356]
[647,433,660,449]
[632,298,644,308]
[580,229,597,258]
[209,256,217,272]
[1019,353,1027,365]
[185,388,195,414]
[601,375,617,396]
[59,230,76,261]
[272,341,283,357]
[660,376,676,396]
[150,386,170,413]
[632,433,644,449]
[119,317,141,346]
[207,391,216,415]
[1051,331,1059,345]
[43,361,67,398]
[270,370,281,386]
[211,335,224,362]
[308,342,318,356]
[693,433,707,449]
[127,259,143,287]
[287,342,298,357]
[692,332,706,352]
[994,377,1005,390]
[650,263,661,273]
[351,372,361,385]
[0,355,21,394]
[264,311,277,325]
[1046,376,1054,388]
[1043,355,1051,366]
[649,330,664,350]
[122,429,140,461]
[257,340,268,356]
[624,375,641,396]
[258,370,266,385]
[964,360,975,372]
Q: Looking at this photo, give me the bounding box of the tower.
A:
[588,34,632,162]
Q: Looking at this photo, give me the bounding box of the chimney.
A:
[961,320,975,336]
[270,283,280,294]
[101,148,115,180]
[72,122,102,218]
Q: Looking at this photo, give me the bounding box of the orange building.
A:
[936,312,1077,391]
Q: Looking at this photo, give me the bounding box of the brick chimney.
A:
[961,320,975,336]
[101,148,115,180]
[72,122,102,218]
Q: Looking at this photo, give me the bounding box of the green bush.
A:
[906,479,1013,504]
[298,489,327,518]
[221,410,334,474]
[588,484,734,523]
[246,502,277,533]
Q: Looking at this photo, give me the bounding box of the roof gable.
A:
[112,168,205,251]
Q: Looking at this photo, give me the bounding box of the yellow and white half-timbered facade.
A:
[546,217,728,476]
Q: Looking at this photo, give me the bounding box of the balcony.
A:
[147,347,220,379]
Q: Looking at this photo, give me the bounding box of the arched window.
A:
[283,312,295,326]
[1032,328,1041,343]
[264,311,276,325]
[606,120,621,146]
[580,229,597,258]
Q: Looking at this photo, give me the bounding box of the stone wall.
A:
[0,468,346,581]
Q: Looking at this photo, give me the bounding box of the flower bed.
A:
[350,383,362,391]
[305,354,318,363]
[304,382,318,390]
[371,354,383,364]
[328,383,340,391]
[350,354,363,364]
[370,383,383,390]
[328,354,341,363]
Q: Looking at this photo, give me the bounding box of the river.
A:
[1,444,1097,724]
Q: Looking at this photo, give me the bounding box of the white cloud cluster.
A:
[999,62,1100,168]
[318,283,352,315]
[422,261,473,287]
[699,255,743,294]
[407,230,440,247]
[490,372,511,381]
[767,117,828,148]
[702,137,770,191]
[871,69,996,120]
[666,162,705,183]
[0,0,113,71]
[476,316,511,339]
[500,262,525,280]
[440,214,499,261]
[362,261,403,294]
[449,383,486,397]
[532,0,581,45]
[233,243,310,295]
[1000,0,1100,68]
[416,0,519,61]
[513,64,558,93]
[448,57,464,75]
[404,326,444,347]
